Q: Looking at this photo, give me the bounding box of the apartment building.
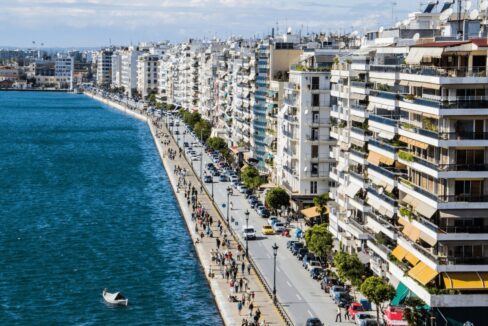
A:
[329,3,488,324]
[96,49,113,86]
[137,53,159,98]
[275,50,335,208]
[54,55,74,90]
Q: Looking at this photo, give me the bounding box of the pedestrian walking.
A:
[241,293,246,306]
[239,278,243,291]
[234,283,239,293]
[335,306,342,322]
[237,301,243,315]
[247,264,251,275]
[241,261,245,274]
[344,304,350,320]
[251,291,255,301]
[248,302,254,317]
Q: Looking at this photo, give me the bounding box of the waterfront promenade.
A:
[86,92,283,326]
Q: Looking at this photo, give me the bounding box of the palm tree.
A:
[313,192,330,224]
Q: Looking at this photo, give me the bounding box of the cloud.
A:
[0,0,416,46]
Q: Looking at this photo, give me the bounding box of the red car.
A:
[348,302,364,319]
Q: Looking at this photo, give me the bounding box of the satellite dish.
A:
[465,0,472,11]
[378,187,384,195]
[346,210,352,218]
[470,9,479,20]
[481,1,488,11]
[413,33,420,42]
[379,26,384,33]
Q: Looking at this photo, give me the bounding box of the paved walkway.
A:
[149,121,284,326]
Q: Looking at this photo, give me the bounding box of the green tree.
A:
[403,297,427,326]
[313,192,330,224]
[360,276,396,324]
[194,120,212,142]
[148,93,157,105]
[240,165,263,190]
[333,252,366,289]
[207,137,228,151]
[304,224,333,259]
[265,187,290,212]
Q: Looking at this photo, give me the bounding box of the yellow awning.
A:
[391,245,408,261]
[399,136,429,150]
[301,206,328,219]
[367,151,394,166]
[408,262,438,285]
[405,252,420,266]
[443,272,485,290]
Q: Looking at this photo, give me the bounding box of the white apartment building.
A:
[120,47,140,97]
[276,55,335,208]
[111,52,122,88]
[54,55,74,90]
[96,49,113,86]
[137,53,159,98]
[329,2,488,324]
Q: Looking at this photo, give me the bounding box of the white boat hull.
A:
[103,289,128,306]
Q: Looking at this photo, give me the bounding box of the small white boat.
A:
[102,288,128,306]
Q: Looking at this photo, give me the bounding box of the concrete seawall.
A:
[85,92,284,326]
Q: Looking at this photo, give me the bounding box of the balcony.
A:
[368,186,398,208]
[368,138,400,156]
[350,127,370,143]
[283,114,299,124]
[282,130,298,141]
[305,134,333,143]
[400,65,486,78]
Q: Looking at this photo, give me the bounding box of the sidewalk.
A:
[149,121,284,326]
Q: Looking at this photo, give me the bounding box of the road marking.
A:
[296,294,302,301]
[276,267,281,273]
[286,281,292,288]
[307,310,313,317]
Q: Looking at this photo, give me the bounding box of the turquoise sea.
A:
[0,91,222,325]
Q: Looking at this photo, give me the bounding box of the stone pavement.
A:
[148,120,284,326]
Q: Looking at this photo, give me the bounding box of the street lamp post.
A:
[211,177,214,200]
[226,186,232,225]
[199,128,203,178]
[245,209,250,259]
[272,242,279,303]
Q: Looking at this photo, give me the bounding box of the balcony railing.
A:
[369,139,401,154]
[368,164,407,180]
[350,149,367,159]
[439,194,488,203]
[369,90,398,100]
[370,64,402,73]
[439,225,488,234]
[401,94,488,109]
[399,178,438,202]
[368,186,398,207]
[283,114,299,123]
[369,114,398,127]
[401,65,487,78]
[439,256,488,265]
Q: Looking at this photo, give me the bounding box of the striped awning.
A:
[367,151,394,166]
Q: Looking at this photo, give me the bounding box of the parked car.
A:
[309,267,324,279]
[355,312,376,325]
[330,285,346,297]
[291,242,304,255]
[348,302,365,320]
[267,216,278,226]
[183,142,189,148]
[237,184,248,193]
[305,317,323,326]
[244,189,254,198]
[262,225,274,235]
[273,222,285,233]
[302,252,316,268]
[334,292,353,307]
[306,260,322,271]
[242,227,256,240]
[210,169,220,177]
[257,207,270,218]
[320,276,340,292]
[219,175,229,182]
[203,175,213,183]
[247,195,258,204]
[230,175,239,183]
[287,240,298,249]
[297,248,309,260]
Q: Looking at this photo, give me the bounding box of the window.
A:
[311,76,320,90]
[311,145,319,158]
[311,128,319,140]
[313,112,320,123]
[311,163,319,176]
[455,180,483,197]
[310,181,318,194]
[312,94,320,107]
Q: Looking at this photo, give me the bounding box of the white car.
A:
[267,216,278,226]
[355,312,376,325]
[272,222,285,233]
[230,175,239,183]
[237,185,248,193]
[242,227,256,240]
[306,260,322,270]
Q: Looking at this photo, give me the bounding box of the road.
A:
[169,119,355,326]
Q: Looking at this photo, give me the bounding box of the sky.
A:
[0,0,418,48]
